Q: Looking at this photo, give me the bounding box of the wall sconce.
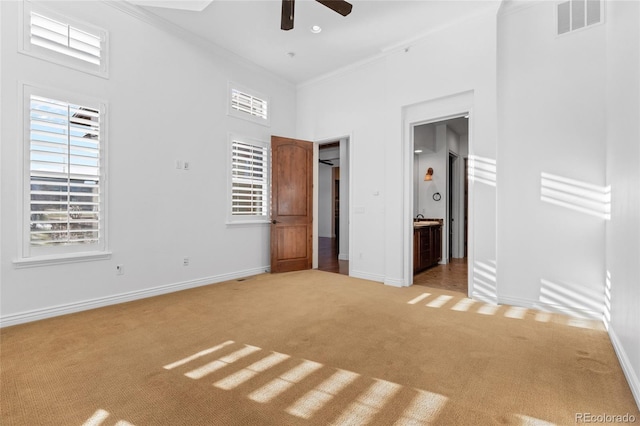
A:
[424,167,434,181]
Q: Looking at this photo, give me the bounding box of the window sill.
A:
[13,251,112,269]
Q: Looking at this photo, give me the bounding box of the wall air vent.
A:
[557,0,602,35]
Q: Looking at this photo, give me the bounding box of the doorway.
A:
[412,117,468,294]
[317,139,350,275]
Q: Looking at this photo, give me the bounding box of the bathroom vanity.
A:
[413,219,442,273]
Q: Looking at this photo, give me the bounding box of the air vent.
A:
[557,0,602,35]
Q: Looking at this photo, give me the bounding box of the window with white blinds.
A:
[28,94,103,249]
[230,138,269,220]
[228,83,271,126]
[30,12,102,65]
[231,89,268,120]
[20,3,108,77]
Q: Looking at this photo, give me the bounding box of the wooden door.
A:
[270,136,313,273]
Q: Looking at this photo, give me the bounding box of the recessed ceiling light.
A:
[310,25,322,34]
[414,149,423,153]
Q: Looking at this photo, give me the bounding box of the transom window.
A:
[20,2,108,77]
[228,83,270,126]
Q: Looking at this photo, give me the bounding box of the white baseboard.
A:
[0,266,269,328]
[384,277,407,287]
[350,270,385,283]
[498,295,602,320]
[608,326,640,410]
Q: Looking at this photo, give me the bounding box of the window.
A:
[228,83,270,126]
[19,85,108,265]
[20,2,108,77]
[557,0,602,36]
[228,136,269,223]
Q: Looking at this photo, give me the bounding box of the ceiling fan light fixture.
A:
[310,25,322,33]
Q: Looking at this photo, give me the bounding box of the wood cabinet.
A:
[413,224,442,273]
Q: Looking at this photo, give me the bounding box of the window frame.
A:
[19,1,109,79]
[226,134,271,225]
[555,0,604,37]
[16,83,110,267]
[227,82,271,127]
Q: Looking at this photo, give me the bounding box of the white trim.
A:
[20,82,109,262]
[226,133,270,224]
[609,326,640,410]
[311,133,354,275]
[13,250,111,268]
[0,266,269,328]
[402,91,476,292]
[350,270,384,283]
[384,277,405,288]
[498,294,603,320]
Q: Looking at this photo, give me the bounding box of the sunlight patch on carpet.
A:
[163,340,234,370]
[477,304,499,315]
[515,413,557,425]
[286,369,360,419]
[248,360,323,403]
[407,293,431,305]
[185,345,261,379]
[426,295,453,308]
[451,298,476,312]
[330,379,401,425]
[504,306,528,319]
[393,389,448,426]
[82,409,135,426]
[213,352,290,390]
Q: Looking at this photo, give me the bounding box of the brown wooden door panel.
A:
[271,136,313,273]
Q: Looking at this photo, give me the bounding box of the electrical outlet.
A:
[183,257,190,266]
[176,160,183,169]
[116,264,124,275]
[183,161,190,170]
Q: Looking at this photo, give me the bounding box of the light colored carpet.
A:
[1,270,637,425]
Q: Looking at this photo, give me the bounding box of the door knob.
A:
[271,219,278,224]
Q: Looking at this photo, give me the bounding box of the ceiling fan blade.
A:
[315,0,352,17]
[281,0,295,31]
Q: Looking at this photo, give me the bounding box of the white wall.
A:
[0,1,296,324]
[297,8,499,286]
[497,1,607,317]
[318,164,333,238]
[605,0,640,407]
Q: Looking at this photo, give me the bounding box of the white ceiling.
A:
[129,0,498,84]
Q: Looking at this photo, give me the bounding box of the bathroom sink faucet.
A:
[415,214,424,221]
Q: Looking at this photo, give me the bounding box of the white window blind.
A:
[30,12,102,66]
[29,95,101,246]
[557,0,602,35]
[231,139,268,217]
[231,89,268,121]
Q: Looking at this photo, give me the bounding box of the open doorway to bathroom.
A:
[318,139,349,275]
[412,116,469,294]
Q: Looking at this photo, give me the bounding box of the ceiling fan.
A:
[281,0,353,31]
